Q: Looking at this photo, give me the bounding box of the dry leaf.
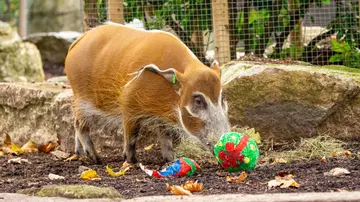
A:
[2,143,24,155]
[0,151,4,156]
[343,151,352,157]
[226,171,248,183]
[48,173,65,180]
[106,165,130,177]
[144,144,154,151]
[64,154,81,162]
[324,167,350,176]
[321,156,327,163]
[42,142,57,153]
[268,174,299,189]
[272,158,288,164]
[182,180,204,192]
[7,157,31,164]
[166,183,192,196]
[50,150,70,159]
[3,134,11,146]
[21,140,38,153]
[331,151,337,157]
[120,161,132,170]
[80,169,101,181]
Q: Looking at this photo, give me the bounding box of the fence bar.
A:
[18,0,27,37]
[211,0,231,64]
[108,0,124,24]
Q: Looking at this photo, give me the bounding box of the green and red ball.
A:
[214,132,260,172]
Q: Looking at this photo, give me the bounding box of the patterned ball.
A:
[214,132,260,172]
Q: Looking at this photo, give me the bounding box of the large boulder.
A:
[222,61,360,142]
[24,32,82,79]
[1,62,360,154]
[0,21,45,82]
[0,83,123,153]
[27,0,82,34]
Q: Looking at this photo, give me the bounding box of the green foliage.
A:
[124,0,212,31]
[330,40,360,68]
[0,0,19,28]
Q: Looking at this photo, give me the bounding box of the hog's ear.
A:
[125,64,184,89]
[210,60,221,78]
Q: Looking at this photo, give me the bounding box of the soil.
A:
[0,148,359,199]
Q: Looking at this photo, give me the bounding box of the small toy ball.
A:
[214,132,260,172]
[139,157,200,178]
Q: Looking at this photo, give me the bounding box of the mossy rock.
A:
[18,184,122,199]
[0,21,44,82]
[222,61,360,143]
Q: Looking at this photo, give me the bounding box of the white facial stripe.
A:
[176,107,193,136]
[185,105,198,118]
[218,89,222,106]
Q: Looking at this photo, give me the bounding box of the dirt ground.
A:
[0,147,359,199]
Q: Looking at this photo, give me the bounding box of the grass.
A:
[174,136,217,164]
[264,135,345,162]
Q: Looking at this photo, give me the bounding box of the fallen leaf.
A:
[324,167,350,176]
[331,151,337,157]
[120,161,132,170]
[2,143,24,155]
[343,151,352,157]
[21,140,38,153]
[336,189,348,192]
[0,151,4,156]
[144,144,154,151]
[182,180,204,192]
[48,173,65,180]
[321,156,327,163]
[7,157,31,164]
[3,134,11,146]
[268,174,299,189]
[50,150,70,159]
[78,165,91,173]
[226,171,248,183]
[42,142,57,153]
[272,158,288,164]
[106,165,130,177]
[135,178,141,182]
[166,183,192,196]
[80,169,101,181]
[64,154,81,162]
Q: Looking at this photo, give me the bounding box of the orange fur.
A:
[64,24,223,163]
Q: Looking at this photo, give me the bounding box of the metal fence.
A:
[81,0,360,68]
[2,1,360,68]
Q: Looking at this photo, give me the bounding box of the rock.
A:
[2,62,360,155]
[222,61,360,142]
[24,32,82,79]
[0,21,45,82]
[0,82,128,153]
[46,76,69,85]
[27,0,82,34]
[324,167,350,176]
[18,185,122,199]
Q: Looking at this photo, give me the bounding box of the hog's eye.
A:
[193,94,207,109]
